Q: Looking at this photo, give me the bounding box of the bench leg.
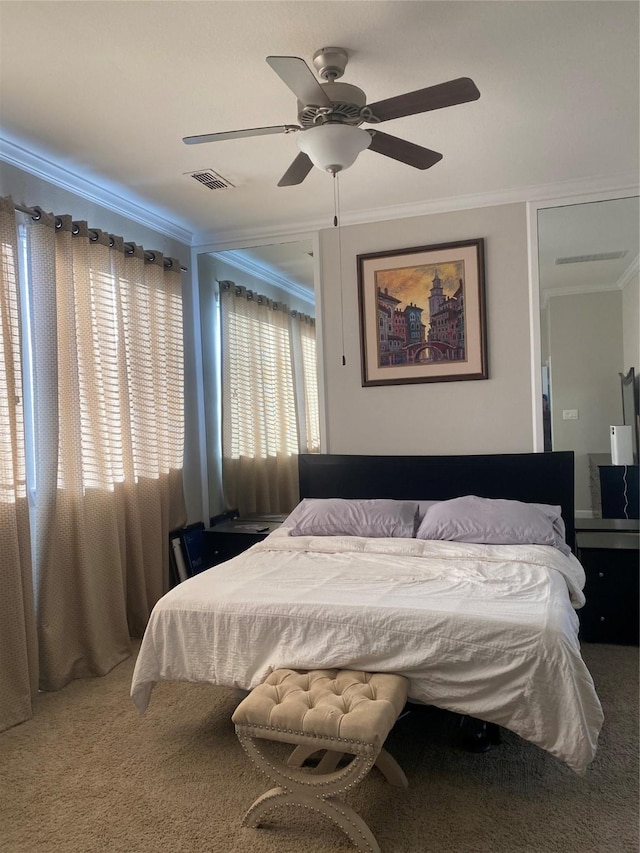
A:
[288,745,345,774]
[243,786,381,853]
[375,748,408,788]
[237,734,385,853]
[288,744,320,766]
[289,744,407,787]
[459,716,502,753]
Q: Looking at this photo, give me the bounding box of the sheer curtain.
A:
[0,196,187,728]
[220,282,319,515]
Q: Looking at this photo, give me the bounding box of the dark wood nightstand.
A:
[576,518,639,646]
[203,515,287,567]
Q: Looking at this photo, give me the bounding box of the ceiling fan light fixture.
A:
[184,52,481,186]
[297,124,371,174]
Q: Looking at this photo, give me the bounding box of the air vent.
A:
[188,169,234,190]
[555,251,627,265]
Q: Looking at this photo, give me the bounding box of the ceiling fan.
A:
[183,47,480,187]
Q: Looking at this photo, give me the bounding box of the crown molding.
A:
[617,254,640,291]
[212,249,314,305]
[541,251,640,307]
[540,279,634,309]
[543,281,620,300]
[192,221,329,253]
[2,133,637,252]
[191,172,640,247]
[0,134,193,246]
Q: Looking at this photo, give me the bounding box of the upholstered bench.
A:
[232,668,409,853]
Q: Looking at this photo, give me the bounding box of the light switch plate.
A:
[562,409,579,420]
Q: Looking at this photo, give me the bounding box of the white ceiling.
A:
[1,1,638,249]
[538,197,640,298]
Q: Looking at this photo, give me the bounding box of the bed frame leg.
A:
[459,716,502,753]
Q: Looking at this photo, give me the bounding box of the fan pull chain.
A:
[333,173,346,366]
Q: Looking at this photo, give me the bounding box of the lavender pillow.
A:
[286,498,418,538]
[416,500,441,521]
[415,495,570,555]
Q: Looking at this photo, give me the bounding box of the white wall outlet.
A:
[562,409,579,420]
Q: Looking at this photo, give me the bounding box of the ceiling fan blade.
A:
[266,56,332,107]
[367,77,480,122]
[367,130,443,170]
[183,125,300,145]
[277,152,314,187]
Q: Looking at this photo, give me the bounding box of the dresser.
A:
[203,515,287,567]
[575,518,639,645]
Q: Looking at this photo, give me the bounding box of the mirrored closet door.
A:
[537,196,639,515]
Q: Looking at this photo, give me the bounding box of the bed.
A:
[131,451,603,775]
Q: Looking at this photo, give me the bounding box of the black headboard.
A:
[298,451,575,551]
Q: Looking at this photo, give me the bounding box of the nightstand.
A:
[203,515,287,567]
[575,518,639,646]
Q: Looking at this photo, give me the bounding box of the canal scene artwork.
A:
[374,260,466,367]
[357,239,487,386]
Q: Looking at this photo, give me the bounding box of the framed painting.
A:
[357,238,487,386]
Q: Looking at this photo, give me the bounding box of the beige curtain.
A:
[220,284,300,515]
[25,209,186,692]
[0,200,186,712]
[0,197,39,732]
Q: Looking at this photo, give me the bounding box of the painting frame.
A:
[357,238,488,387]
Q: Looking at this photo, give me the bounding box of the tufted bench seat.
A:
[232,668,409,853]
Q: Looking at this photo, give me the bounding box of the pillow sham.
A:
[286,498,418,538]
[415,495,570,555]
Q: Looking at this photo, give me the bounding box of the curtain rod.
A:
[14,202,188,272]
[218,279,315,323]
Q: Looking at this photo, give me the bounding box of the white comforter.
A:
[131,529,603,774]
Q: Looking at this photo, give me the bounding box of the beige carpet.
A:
[0,643,637,853]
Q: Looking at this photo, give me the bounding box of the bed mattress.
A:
[131,529,603,774]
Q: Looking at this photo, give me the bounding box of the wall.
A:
[0,161,201,521]
[318,202,533,455]
[622,271,640,373]
[11,158,627,521]
[548,290,623,513]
